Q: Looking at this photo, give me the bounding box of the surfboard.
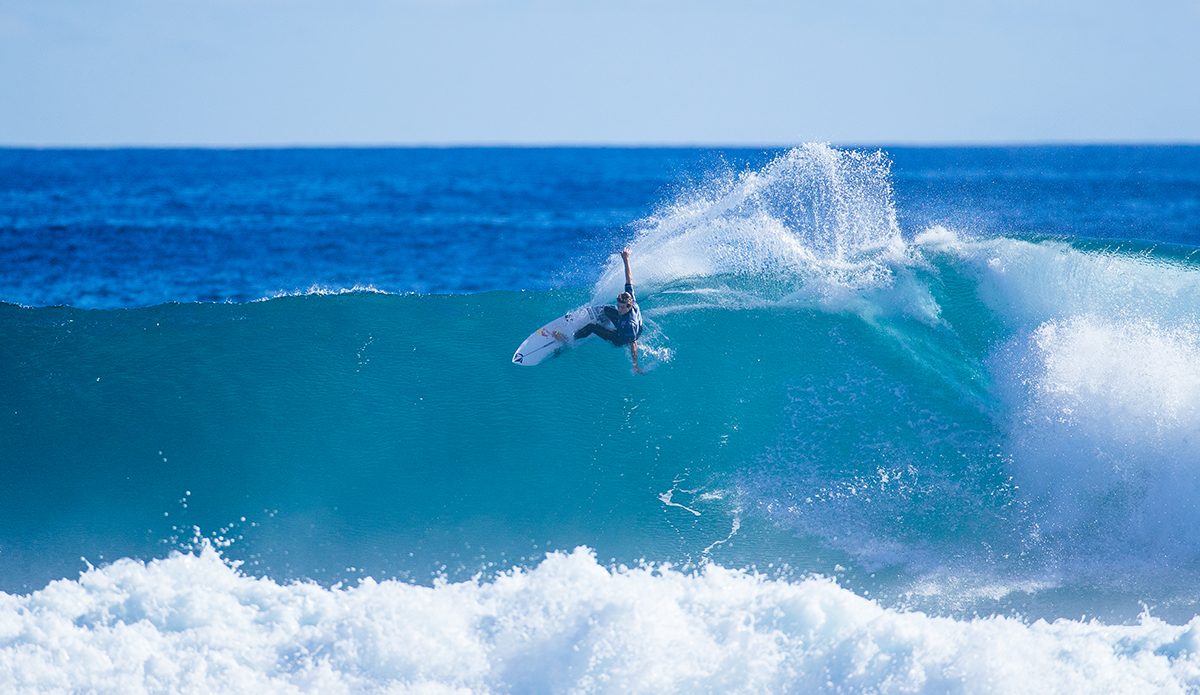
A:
[512,305,609,366]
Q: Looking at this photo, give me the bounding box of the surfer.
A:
[556,248,643,373]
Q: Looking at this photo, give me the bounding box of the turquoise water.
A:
[4,144,1200,692]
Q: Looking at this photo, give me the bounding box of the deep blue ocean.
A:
[3,144,1200,693]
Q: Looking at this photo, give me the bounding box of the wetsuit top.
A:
[614,282,643,345]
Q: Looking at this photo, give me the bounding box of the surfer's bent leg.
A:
[574,323,623,347]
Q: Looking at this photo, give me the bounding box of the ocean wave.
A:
[7,144,1200,629]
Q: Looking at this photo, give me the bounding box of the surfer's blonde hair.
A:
[618,292,633,305]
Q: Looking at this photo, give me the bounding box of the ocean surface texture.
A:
[3,144,1200,693]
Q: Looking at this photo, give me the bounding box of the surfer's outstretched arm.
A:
[620,248,644,374]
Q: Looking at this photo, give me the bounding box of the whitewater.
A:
[6,545,1200,693]
[3,144,1200,693]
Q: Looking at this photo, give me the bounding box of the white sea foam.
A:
[3,544,1200,694]
[260,284,392,301]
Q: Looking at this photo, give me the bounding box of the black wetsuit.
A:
[575,283,642,346]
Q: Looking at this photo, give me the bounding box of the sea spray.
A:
[995,315,1200,569]
[592,144,911,315]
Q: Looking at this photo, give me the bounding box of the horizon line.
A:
[3,139,1200,151]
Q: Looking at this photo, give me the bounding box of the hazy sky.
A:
[2,0,1198,146]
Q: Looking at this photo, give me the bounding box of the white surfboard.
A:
[512,305,609,366]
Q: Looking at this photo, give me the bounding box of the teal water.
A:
[1,289,832,588]
[6,230,1200,624]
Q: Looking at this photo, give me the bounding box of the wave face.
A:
[5,144,1200,692]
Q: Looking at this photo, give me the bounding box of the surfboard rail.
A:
[512,305,608,366]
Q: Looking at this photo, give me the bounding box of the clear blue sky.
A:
[2,0,1198,146]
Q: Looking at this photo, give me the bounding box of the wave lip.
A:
[4,545,1200,694]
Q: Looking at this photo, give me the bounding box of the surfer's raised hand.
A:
[621,248,633,285]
